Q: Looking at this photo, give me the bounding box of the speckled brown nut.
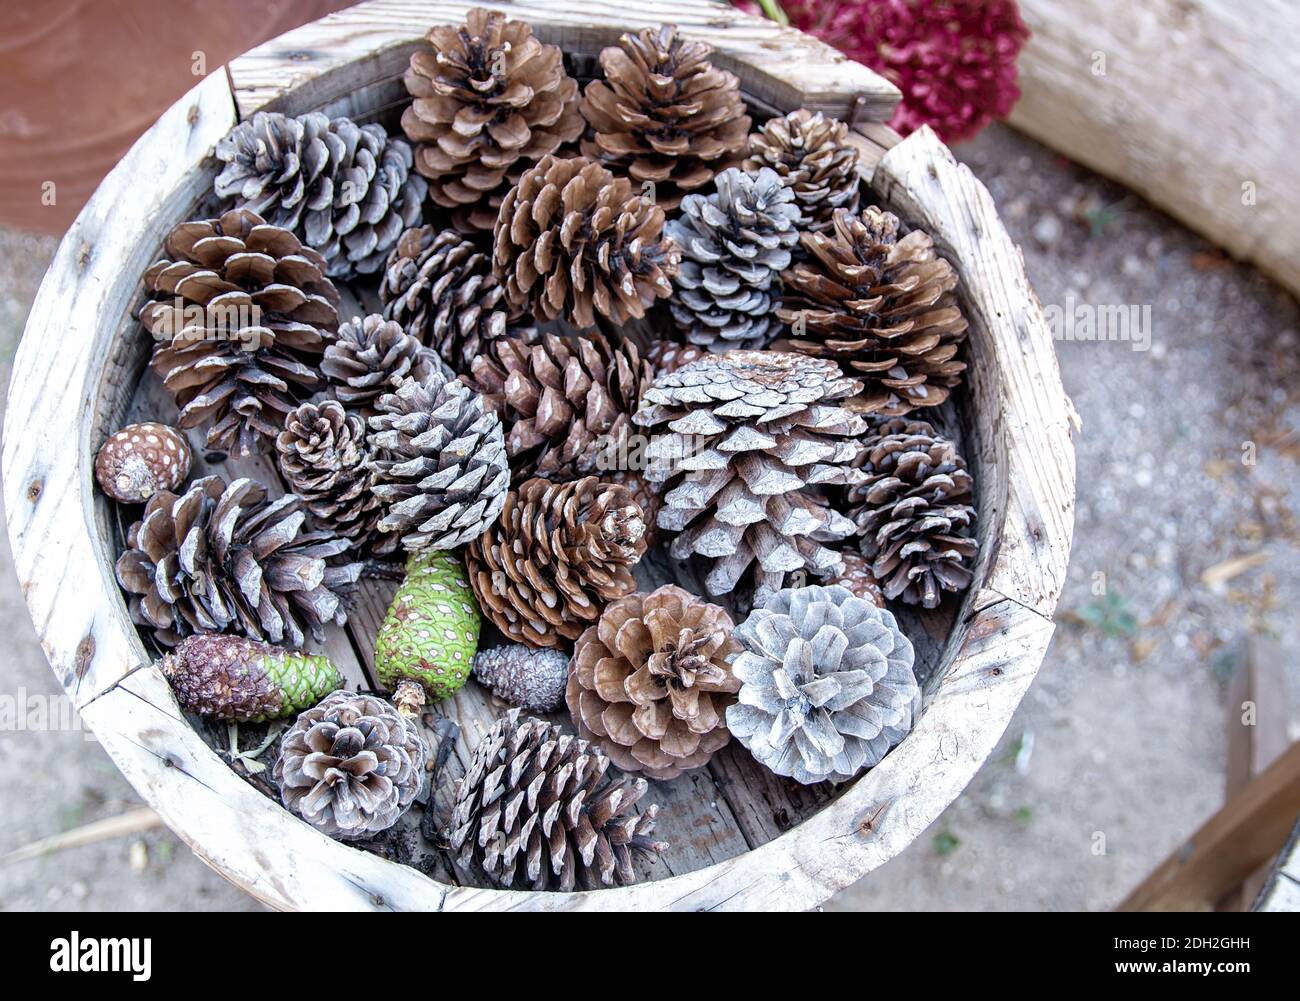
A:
[94,422,191,502]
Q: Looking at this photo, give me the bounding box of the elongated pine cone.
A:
[493,154,679,328]
[449,709,667,890]
[277,400,394,555]
[666,166,801,350]
[742,109,860,232]
[776,206,968,415]
[276,691,426,840]
[728,585,919,784]
[849,416,977,608]
[469,328,652,482]
[465,476,648,648]
[473,644,570,712]
[568,584,741,780]
[141,208,339,456]
[633,351,866,600]
[401,7,583,232]
[115,475,363,648]
[214,111,426,278]
[320,313,424,414]
[379,225,520,374]
[580,24,751,208]
[367,366,509,552]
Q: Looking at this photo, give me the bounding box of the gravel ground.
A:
[1,122,1296,911]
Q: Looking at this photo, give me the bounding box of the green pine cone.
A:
[161,634,343,721]
[375,550,481,703]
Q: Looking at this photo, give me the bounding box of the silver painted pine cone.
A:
[472,644,570,712]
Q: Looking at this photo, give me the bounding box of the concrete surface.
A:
[1,123,1296,911]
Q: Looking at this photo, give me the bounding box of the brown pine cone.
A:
[603,468,662,547]
[465,476,648,648]
[826,550,887,608]
[493,154,679,328]
[568,584,741,781]
[743,109,861,232]
[849,416,978,608]
[775,206,969,416]
[580,24,751,209]
[142,208,340,456]
[469,328,652,482]
[400,7,583,232]
[646,339,706,378]
[378,225,521,375]
[319,314,423,415]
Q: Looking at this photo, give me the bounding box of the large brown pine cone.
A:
[141,208,340,457]
[276,400,395,556]
[775,206,969,416]
[848,416,978,608]
[742,109,861,233]
[378,225,520,375]
[633,351,867,601]
[568,584,741,781]
[400,7,583,232]
[320,313,424,415]
[493,154,679,328]
[469,327,653,483]
[579,24,751,209]
[115,475,363,648]
[448,709,667,891]
[465,476,648,648]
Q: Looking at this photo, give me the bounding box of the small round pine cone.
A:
[94,422,192,503]
[568,584,741,781]
[742,109,861,232]
[826,550,887,608]
[493,154,680,329]
[320,314,424,415]
[472,644,570,712]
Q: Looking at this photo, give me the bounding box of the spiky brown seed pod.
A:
[472,644,570,712]
[378,225,520,375]
[633,351,867,601]
[400,7,583,232]
[742,109,861,233]
[114,475,363,648]
[94,422,192,503]
[465,476,648,649]
[775,206,969,416]
[469,327,653,483]
[579,24,751,209]
[276,400,395,555]
[320,313,424,414]
[448,709,667,890]
[493,154,680,329]
[568,584,741,781]
[848,416,978,608]
[141,208,340,457]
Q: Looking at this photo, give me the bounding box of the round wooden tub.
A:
[2,0,1075,911]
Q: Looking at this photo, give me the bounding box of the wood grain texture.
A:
[1010,0,1300,297]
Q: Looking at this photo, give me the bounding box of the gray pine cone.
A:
[320,314,424,414]
[367,366,509,552]
[472,644,569,712]
[665,167,801,351]
[742,109,861,233]
[275,691,426,840]
[727,584,919,784]
[214,110,427,279]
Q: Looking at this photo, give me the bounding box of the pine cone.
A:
[141,209,339,456]
[493,154,679,329]
[568,584,740,780]
[826,550,886,608]
[473,644,570,712]
[275,691,426,840]
[580,24,751,209]
[115,476,363,648]
[400,7,583,232]
[366,366,509,553]
[743,109,861,232]
[378,225,520,375]
[727,584,919,784]
[95,422,192,503]
[214,111,426,278]
[449,709,667,890]
[646,339,706,378]
[320,313,424,414]
[633,351,866,600]
[469,328,652,482]
[276,400,394,555]
[848,416,977,608]
[604,467,662,547]
[775,206,969,416]
[665,167,800,350]
[465,476,648,648]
